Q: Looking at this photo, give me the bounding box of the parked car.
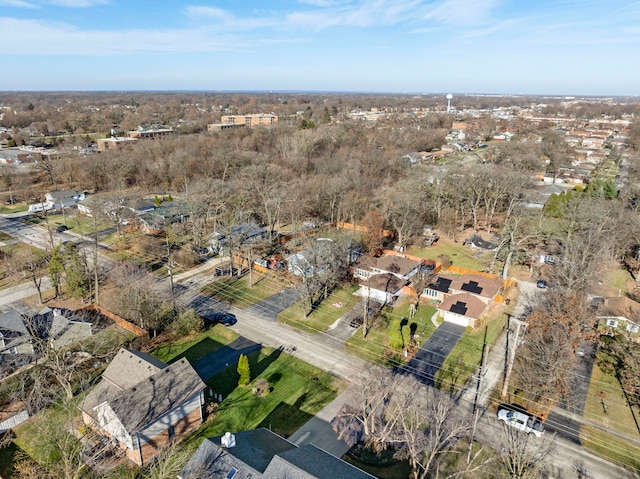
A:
[56,225,69,233]
[349,317,364,328]
[537,279,547,289]
[211,312,237,326]
[497,406,545,437]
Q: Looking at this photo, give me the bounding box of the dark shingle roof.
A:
[266,444,377,479]
[179,429,377,479]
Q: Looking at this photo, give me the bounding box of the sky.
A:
[1,0,639,95]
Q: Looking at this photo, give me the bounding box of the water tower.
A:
[446,93,453,113]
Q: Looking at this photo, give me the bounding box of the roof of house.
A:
[449,274,502,299]
[0,311,29,337]
[107,357,206,433]
[102,348,166,390]
[427,274,455,293]
[437,292,487,319]
[267,444,376,479]
[366,273,407,294]
[81,348,169,417]
[179,428,376,479]
[355,255,421,277]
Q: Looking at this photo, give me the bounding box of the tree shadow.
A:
[258,393,312,438]
[168,337,225,364]
[249,347,283,380]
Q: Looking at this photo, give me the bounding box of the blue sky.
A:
[1,0,639,95]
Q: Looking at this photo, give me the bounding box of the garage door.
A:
[443,311,469,327]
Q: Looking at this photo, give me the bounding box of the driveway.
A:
[245,287,300,321]
[192,336,261,381]
[399,322,465,386]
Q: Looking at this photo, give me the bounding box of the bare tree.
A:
[514,290,597,415]
[497,421,556,479]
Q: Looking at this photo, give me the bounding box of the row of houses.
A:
[352,251,505,329]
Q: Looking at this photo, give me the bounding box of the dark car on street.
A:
[56,225,69,233]
[211,312,237,326]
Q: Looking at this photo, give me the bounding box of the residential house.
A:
[209,223,269,256]
[286,238,337,277]
[179,428,376,479]
[353,254,424,305]
[424,273,503,328]
[0,311,34,357]
[80,348,206,466]
[44,189,86,209]
[0,307,94,357]
[29,307,94,350]
[353,254,422,281]
[597,296,640,342]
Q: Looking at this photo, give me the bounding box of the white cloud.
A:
[298,0,353,6]
[185,5,235,22]
[0,0,38,7]
[0,18,250,55]
[46,0,109,6]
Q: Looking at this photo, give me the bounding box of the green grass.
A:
[151,324,238,364]
[407,237,492,271]
[201,274,285,308]
[0,204,28,214]
[191,348,339,441]
[435,313,508,394]
[603,267,631,294]
[345,300,437,367]
[580,360,640,470]
[278,283,360,334]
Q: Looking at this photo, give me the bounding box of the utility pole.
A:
[501,313,527,398]
[166,238,176,317]
[467,326,488,464]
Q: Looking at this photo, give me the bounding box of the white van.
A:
[497,406,545,437]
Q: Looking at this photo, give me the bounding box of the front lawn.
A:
[278,283,360,334]
[435,312,508,394]
[345,300,437,367]
[201,273,285,308]
[192,347,340,441]
[151,324,238,364]
[581,360,640,470]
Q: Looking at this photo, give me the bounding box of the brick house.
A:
[80,348,206,466]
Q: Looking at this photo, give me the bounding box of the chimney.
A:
[221,432,236,448]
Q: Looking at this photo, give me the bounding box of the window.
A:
[606,319,618,328]
[226,467,238,479]
[627,323,639,333]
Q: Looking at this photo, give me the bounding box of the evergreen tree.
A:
[48,245,64,298]
[237,354,251,386]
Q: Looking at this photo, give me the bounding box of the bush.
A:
[169,309,204,337]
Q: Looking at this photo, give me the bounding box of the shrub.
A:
[169,309,204,337]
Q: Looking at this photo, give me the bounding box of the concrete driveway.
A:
[399,322,465,386]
